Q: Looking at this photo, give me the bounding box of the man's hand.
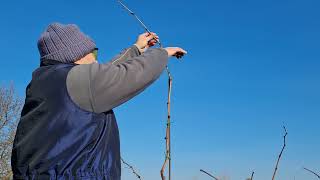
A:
[164,47,187,58]
[135,32,159,53]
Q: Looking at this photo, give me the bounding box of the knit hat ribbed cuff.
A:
[40,37,96,63]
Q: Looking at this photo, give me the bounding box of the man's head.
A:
[37,23,97,64]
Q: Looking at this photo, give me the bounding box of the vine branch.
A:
[160,71,172,180]
[121,157,142,179]
[303,167,320,179]
[250,171,254,180]
[200,169,219,180]
[271,126,288,180]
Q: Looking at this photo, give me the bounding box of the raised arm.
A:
[67,48,168,113]
[66,32,187,113]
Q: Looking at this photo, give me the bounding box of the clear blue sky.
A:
[1,0,319,179]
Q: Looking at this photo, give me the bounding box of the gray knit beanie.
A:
[37,23,96,63]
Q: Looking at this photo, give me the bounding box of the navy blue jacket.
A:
[12,60,121,179]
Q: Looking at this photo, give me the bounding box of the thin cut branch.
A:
[121,157,142,179]
[303,167,320,179]
[271,126,288,180]
[200,169,219,180]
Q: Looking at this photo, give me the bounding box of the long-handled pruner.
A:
[117,0,185,59]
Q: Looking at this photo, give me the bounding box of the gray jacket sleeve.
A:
[66,47,168,113]
[110,45,141,65]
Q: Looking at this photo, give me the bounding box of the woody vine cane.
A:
[118,1,185,179]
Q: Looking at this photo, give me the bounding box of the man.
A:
[11,23,186,179]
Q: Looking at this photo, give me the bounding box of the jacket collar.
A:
[40,59,76,67]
